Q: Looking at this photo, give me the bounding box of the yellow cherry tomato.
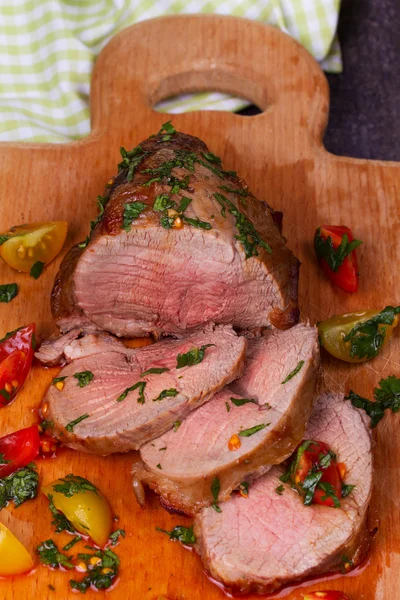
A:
[0,221,68,273]
[318,307,400,363]
[0,522,33,576]
[42,475,113,547]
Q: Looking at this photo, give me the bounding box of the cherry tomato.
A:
[0,425,40,478]
[303,593,350,600]
[318,309,399,363]
[0,522,33,576]
[0,221,68,273]
[314,225,362,293]
[293,441,343,508]
[0,324,35,406]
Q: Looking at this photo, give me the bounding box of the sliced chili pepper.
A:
[0,323,35,406]
[0,425,40,478]
[314,225,362,293]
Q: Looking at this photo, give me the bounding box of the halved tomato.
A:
[0,324,35,406]
[0,221,68,272]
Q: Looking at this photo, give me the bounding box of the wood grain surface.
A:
[0,15,399,600]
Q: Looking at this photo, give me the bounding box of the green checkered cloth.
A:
[0,1,341,143]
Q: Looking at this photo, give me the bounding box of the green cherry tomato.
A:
[318,309,400,363]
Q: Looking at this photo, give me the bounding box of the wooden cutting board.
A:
[0,14,399,600]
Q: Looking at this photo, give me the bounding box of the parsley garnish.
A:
[52,376,67,385]
[47,494,76,533]
[122,201,147,232]
[177,196,192,212]
[65,413,90,432]
[281,360,305,384]
[342,483,356,497]
[0,454,10,465]
[63,536,81,551]
[156,463,162,470]
[314,228,363,272]
[108,529,125,546]
[176,344,214,368]
[279,440,316,483]
[118,145,148,181]
[346,375,400,427]
[0,283,18,303]
[319,450,336,469]
[181,216,212,230]
[318,481,341,508]
[173,420,181,432]
[117,381,146,403]
[0,464,38,509]
[239,481,249,496]
[40,420,54,431]
[156,525,196,544]
[69,548,120,592]
[0,235,10,245]
[230,397,257,407]
[140,367,170,376]
[302,471,323,505]
[238,424,268,437]
[157,120,176,142]
[153,194,176,212]
[211,476,221,512]
[52,474,99,498]
[0,389,11,404]
[213,193,272,258]
[225,401,231,412]
[343,306,400,360]
[153,388,178,402]
[73,371,93,387]
[276,485,285,495]
[37,539,74,569]
[30,261,45,279]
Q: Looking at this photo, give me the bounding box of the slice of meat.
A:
[132,324,320,515]
[52,130,299,337]
[43,325,246,455]
[194,392,373,596]
[35,328,83,367]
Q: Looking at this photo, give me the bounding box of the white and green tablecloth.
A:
[0,0,341,143]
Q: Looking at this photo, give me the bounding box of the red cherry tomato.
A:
[0,425,40,478]
[293,440,343,508]
[314,225,361,293]
[0,323,35,406]
[303,592,350,600]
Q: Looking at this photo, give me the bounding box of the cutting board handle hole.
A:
[154,91,261,115]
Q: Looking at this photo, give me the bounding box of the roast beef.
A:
[194,392,373,595]
[132,323,320,515]
[52,129,299,338]
[42,325,246,454]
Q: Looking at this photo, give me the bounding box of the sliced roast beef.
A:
[132,324,320,515]
[52,129,299,338]
[43,325,246,454]
[194,392,373,595]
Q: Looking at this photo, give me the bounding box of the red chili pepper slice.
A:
[314,225,362,293]
[0,425,40,478]
[0,323,35,406]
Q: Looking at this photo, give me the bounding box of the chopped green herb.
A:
[346,375,400,428]
[182,216,212,230]
[340,555,354,573]
[213,193,271,258]
[225,401,231,412]
[73,371,94,387]
[343,306,400,360]
[239,481,249,496]
[318,450,336,469]
[69,548,120,592]
[159,447,167,451]
[281,360,305,384]
[157,120,176,141]
[202,151,221,164]
[279,440,317,483]
[276,485,285,495]
[40,420,54,431]
[211,502,222,513]
[108,529,125,546]
[118,145,148,181]
[173,420,181,432]
[238,424,268,437]
[0,326,23,343]
[211,476,220,502]
[30,260,45,279]
[317,481,341,508]
[63,536,81,551]
[342,483,356,497]
[122,201,147,232]
[37,539,74,569]
[314,228,363,273]
[0,283,18,303]
[52,376,67,385]
[0,464,38,509]
[156,463,162,470]
[117,381,146,404]
[65,413,90,432]
[153,194,175,212]
[219,185,251,203]
[140,367,170,377]
[176,196,192,213]
[0,454,10,465]
[47,494,76,533]
[230,397,257,407]
[176,344,214,369]
[0,235,10,245]
[52,474,99,498]
[156,525,196,544]
[302,471,323,506]
[0,389,11,403]
[160,214,175,229]
[153,388,179,402]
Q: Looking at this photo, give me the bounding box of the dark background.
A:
[239,0,400,161]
